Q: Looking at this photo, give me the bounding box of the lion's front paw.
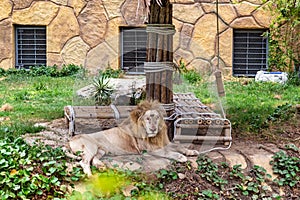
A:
[176,154,188,162]
[189,150,199,156]
[183,149,199,156]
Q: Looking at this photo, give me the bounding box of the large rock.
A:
[106,17,126,54]
[219,28,233,67]
[121,0,145,25]
[211,56,226,70]
[245,0,264,4]
[0,0,12,21]
[61,36,90,66]
[202,3,237,25]
[47,53,64,67]
[0,19,12,62]
[0,58,12,70]
[249,154,278,179]
[68,0,87,16]
[86,42,118,75]
[13,0,34,9]
[252,5,272,28]
[222,152,248,169]
[48,6,79,53]
[51,0,68,6]
[174,48,194,65]
[180,23,194,49]
[231,16,262,28]
[173,18,183,50]
[102,0,123,19]
[218,4,238,24]
[78,0,108,48]
[173,3,203,24]
[12,1,59,25]
[191,13,227,60]
[234,1,259,16]
[170,0,195,3]
[187,58,211,76]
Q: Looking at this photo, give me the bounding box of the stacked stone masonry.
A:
[0,0,272,75]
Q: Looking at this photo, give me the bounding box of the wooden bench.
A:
[172,93,232,146]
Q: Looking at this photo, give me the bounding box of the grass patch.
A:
[225,79,299,133]
[0,75,75,138]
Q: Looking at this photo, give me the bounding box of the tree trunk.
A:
[146,0,174,140]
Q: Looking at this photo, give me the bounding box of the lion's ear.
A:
[130,109,142,123]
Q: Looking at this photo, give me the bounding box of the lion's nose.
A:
[150,127,157,132]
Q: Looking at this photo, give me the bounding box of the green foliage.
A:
[0,64,84,78]
[200,189,220,199]
[92,75,114,106]
[0,137,84,199]
[70,169,170,199]
[156,169,178,183]
[266,103,294,123]
[182,69,202,84]
[265,0,300,72]
[230,164,246,180]
[271,150,300,187]
[71,169,130,198]
[196,156,228,189]
[158,155,284,199]
[228,163,271,198]
[178,60,202,84]
[99,66,124,78]
[286,71,300,86]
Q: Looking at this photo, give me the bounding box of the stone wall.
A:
[0,0,272,75]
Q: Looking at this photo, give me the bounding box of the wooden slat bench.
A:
[173,93,232,147]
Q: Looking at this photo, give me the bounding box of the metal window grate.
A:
[233,29,268,77]
[15,26,47,69]
[121,27,147,74]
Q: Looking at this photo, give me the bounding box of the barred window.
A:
[15,26,46,69]
[120,27,147,74]
[233,29,268,77]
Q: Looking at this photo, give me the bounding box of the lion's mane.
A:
[120,100,170,150]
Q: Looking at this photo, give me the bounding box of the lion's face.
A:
[140,109,162,137]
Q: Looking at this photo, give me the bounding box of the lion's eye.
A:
[146,117,150,121]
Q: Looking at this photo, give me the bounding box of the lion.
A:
[69,100,199,176]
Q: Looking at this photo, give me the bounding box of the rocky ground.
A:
[23,113,300,199]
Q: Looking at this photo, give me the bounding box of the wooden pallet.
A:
[173,93,231,146]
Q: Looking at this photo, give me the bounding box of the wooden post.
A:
[146,0,175,140]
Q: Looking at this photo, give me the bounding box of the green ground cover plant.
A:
[0,137,84,199]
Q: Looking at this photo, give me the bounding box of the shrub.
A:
[99,66,124,78]
[0,137,84,199]
[0,64,83,77]
[178,59,202,84]
[93,75,114,106]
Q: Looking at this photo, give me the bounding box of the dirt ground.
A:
[161,115,300,199]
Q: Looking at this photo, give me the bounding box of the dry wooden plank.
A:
[174,135,232,141]
[175,124,231,129]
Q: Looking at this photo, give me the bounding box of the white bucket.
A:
[255,70,288,84]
